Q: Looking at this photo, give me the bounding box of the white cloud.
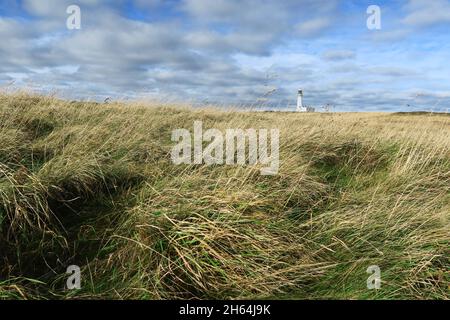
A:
[402,0,450,27]
[1,0,449,111]
[295,18,331,37]
[322,50,356,61]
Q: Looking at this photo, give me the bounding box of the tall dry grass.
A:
[0,92,448,299]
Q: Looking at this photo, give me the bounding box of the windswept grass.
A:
[0,92,448,300]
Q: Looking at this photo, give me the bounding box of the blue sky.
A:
[1,0,450,111]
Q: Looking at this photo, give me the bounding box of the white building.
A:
[296,89,307,112]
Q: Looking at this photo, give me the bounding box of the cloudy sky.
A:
[1,0,450,111]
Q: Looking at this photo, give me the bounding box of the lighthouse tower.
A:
[297,89,307,112]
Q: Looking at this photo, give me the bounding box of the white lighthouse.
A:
[296,89,307,112]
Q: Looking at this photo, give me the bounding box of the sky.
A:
[1,0,450,112]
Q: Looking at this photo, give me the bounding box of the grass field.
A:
[0,92,448,300]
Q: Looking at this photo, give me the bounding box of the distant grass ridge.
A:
[0,92,449,300]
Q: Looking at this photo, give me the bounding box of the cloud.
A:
[21,0,106,17]
[1,0,449,112]
[322,50,356,61]
[402,0,450,27]
[295,18,331,37]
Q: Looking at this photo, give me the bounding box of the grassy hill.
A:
[0,93,448,300]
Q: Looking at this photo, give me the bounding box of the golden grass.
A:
[0,92,448,300]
